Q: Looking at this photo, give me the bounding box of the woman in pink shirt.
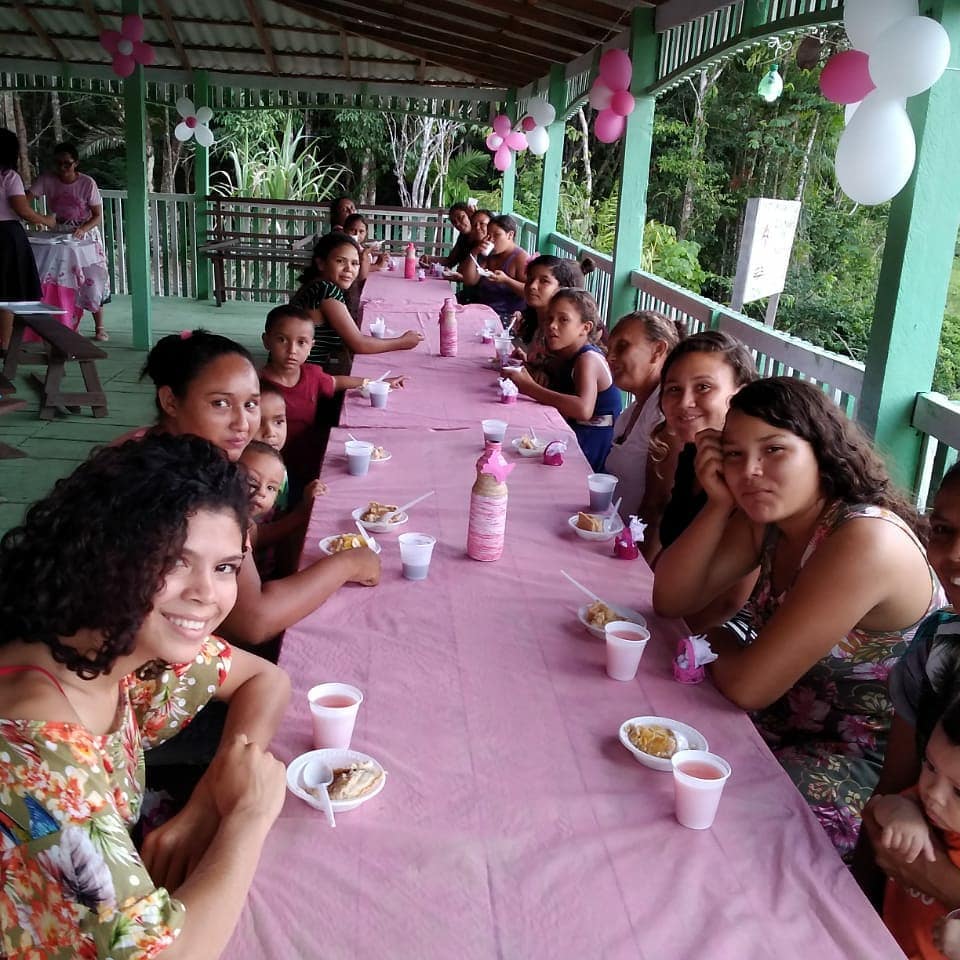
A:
[27,142,110,340]
[0,129,56,355]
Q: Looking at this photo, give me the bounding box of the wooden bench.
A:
[2,313,108,419]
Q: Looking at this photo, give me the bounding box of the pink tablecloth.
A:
[226,274,905,960]
[29,233,108,327]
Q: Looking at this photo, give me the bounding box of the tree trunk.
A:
[13,93,32,183]
[360,149,376,204]
[794,115,820,203]
[50,90,64,142]
[678,66,722,241]
[577,107,593,202]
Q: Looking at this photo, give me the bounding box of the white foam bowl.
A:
[577,603,647,640]
[618,717,708,772]
[319,534,381,556]
[511,437,547,458]
[351,506,409,534]
[567,513,624,542]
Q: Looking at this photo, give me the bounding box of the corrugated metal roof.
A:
[0,0,666,91]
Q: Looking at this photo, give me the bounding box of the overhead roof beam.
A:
[12,2,64,62]
[154,0,192,72]
[78,0,106,34]
[655,0,737,33]
[244,0,280,76]
[456,0,609,41]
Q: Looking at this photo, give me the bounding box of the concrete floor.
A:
[0,295,272,538]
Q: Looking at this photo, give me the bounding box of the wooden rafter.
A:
[154,0,192,72]
[655,0,736,33]
[280,0,521,85]
[244,0,280,76]
[458,0,609,42]
[12,2,64,61]
[78,0,105,34]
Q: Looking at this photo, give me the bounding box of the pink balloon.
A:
[594,108,626,144]
[521,115,537,132]
[820,50,875,105]
[610,89,635,117]
[492,114,512,137]
[599,49,633,91]
[486,132,503,151]
[505,130,528,151]
[494,144,513,172]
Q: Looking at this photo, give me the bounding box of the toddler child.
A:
[239,440,286,522]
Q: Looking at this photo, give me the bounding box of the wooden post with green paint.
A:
[500,88,517,215]
[609,8,658,323]
[859,0,960,490]
[742,0,772,35]
[193,71,211,300]
[122,0,152,348]
[536,65,566,254]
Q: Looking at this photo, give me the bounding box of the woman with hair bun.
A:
[0,434,290,958]
[653,377,941,859]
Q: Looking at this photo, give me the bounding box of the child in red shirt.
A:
[260,305,405,495]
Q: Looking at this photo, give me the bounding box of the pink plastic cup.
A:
[604,621,650,681]
[671,750,732,830]
[307,682,363,749]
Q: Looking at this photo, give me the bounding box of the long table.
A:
[227,272,905,959]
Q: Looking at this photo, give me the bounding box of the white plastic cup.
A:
[370,316,386,338]
[481,419,508,445]
[480,240,494,256]
[587,473,618,511]
[308,682,363,749]
[604,621,650,681]
[671,750,732,830]
[368,380,390,409]
[345,440,374,476]
[398,532,436,580]
[493,335,513,362]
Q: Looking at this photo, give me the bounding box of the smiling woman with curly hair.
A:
[0,434,291,959]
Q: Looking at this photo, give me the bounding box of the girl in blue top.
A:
[502,289,621,470]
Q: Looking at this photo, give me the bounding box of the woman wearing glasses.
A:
[27,142,110,340]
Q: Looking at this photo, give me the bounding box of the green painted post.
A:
[742,0,772,35]
[500,88,517,214]
[122,0,152,348]
[859,0,960,490]
[536,65,566,254]
[194,71,211,300]
[609,8,658,323]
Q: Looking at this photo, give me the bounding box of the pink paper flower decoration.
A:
[100,15,156,79]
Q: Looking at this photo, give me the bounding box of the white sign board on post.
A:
[730,198,801,324]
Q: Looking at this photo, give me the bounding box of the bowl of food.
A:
[370,446,391,463]
[319,533,381,556]
[352,502,409,534]
[578,600,647,640]
[287,748,387,812]
[511,436,547,458]
[618,716,708,772]
[568,512,624,542]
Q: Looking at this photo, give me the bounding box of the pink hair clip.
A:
[179,330,193,340]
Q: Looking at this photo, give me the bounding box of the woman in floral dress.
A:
[653,378,941,860]
[0,434,291,958]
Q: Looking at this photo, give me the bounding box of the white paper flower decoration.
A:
[174,97,215,147]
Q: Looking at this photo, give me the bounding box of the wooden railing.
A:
[631,269,865,415]
[511,213,540,255]
[913,392,960,511]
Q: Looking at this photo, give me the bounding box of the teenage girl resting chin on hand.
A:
[0,434,290,960]
[652,377,941,860]
[501,289,621,472]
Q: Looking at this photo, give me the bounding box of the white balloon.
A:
[835,92,916,205]
[844,100,860,126]
[869,16,951,97]
[196,105,214,125]
[526,125,550,156]
[844,0,918,52]
[174,121,194,142]
[175,96,195,120]
[588,81,613,111]
[526,96,554,128]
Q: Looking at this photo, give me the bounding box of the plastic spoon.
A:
[355,520,376,550]
[560,569,602,603]
[374,370,392,382]
[302,759,336,828]
[604,497,623,532]
[381,489,436,524]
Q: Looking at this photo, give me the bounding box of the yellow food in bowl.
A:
[585,600,618,628]
[627,724,678,759]
[576,512,604,532]
[328,534,366,552]
[361,501,399,522]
